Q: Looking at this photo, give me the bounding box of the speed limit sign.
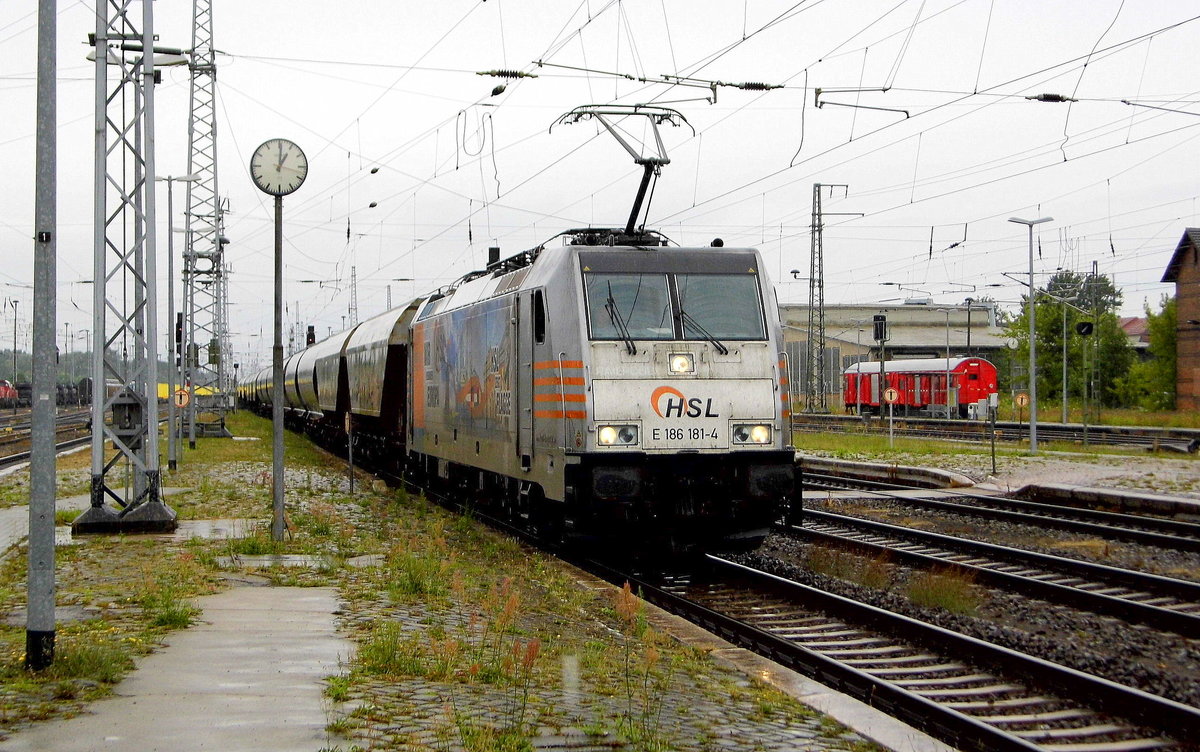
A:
[883,387,900,404]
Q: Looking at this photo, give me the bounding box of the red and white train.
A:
[0,380,16,408]
[843,357,999,418]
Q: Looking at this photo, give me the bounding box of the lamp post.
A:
[9,299,16,414]
[76,330,89,402]
[1008,216,1053,454]
[155,174,199,472]
[964,297,973,356]
[937,308,952,418]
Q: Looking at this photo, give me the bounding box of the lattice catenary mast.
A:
[181,0,232,444]
[804,183,859,413]
[75,0,176,533]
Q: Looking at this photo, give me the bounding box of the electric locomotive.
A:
[246,227,796,553]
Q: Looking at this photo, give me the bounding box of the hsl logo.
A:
[650,386,719,418]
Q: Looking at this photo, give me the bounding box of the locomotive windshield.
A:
[584,271,765,341]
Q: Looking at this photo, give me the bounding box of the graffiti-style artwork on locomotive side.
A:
[415,294,515,444]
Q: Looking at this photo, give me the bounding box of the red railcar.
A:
[843,357,998,418]
[0,380,16,406]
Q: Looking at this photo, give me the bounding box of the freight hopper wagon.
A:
[843,356,999,418]
[248,229,796,553]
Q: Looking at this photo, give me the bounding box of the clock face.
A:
[249,138,308,196]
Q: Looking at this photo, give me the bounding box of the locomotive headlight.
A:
[732,423,772,444]
[668,353,695,374]
[597,424,639,446]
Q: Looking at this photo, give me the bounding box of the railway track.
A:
[407,477,1200,751]
[787,510,1200,638]
[792,413,1200,453]
[0,408,163,470]
[803,471,1200,554]
[611,555,1200,752]
[300,424,1200,751]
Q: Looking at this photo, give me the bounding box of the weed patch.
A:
[905,568,981,614]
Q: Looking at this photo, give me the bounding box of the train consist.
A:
[0,380,16,408]
[241,228,797,552]
[843,356,999,418]
[0,378,90,409]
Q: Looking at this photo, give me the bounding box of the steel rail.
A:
[803,472,1200,553]
[601,555,1197,751]
[791,413,1200,452]
[791,510,1200,637]
[284,417,1194,752]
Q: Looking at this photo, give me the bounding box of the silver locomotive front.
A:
[571,245,795,550]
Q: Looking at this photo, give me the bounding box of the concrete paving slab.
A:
[0,586,353,752]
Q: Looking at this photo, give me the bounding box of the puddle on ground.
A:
[57,518,261,546]
[215,553,336,570]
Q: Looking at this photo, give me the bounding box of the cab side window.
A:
[533,290,546,344]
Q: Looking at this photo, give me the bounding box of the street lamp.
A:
[76,330,90,402]
[155,173,199,472]
[936,308,952,418]
[1008,216,1053,453]
[8,299,16,414]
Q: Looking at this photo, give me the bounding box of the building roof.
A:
[1161,228,1200,283]
[1119,316,1149,344]
[779,302,1009,353]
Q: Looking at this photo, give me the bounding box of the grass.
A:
[805,546,894,590]
[905,568,982,615]
[0,410,887,751]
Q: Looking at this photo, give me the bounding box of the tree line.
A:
[999,270,1176,411]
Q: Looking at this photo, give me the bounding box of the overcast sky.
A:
[2,1,1198,371]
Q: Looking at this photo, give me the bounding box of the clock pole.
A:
[249,137,306,541]
[271,194,285,541]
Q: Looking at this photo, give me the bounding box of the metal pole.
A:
[1027,224,1037,452]
[10,300,17,413]
[271,195,285,541]
[965,298,973,357]
[166,178,178,471]
[1009,216,1052,454]
[89,5,106,506]
[1062,302,1068,424]
[944,310,951,419]
[28,0,56,670]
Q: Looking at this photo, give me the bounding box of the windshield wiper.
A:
[605,282,637,355]
[677,309,729,355]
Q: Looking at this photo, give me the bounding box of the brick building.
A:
[1161,228,1200,410]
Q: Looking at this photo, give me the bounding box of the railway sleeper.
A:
[838,652,946,665]
[1012,724,1132,741]
[912,683,1026,699]
[1038,740,1171,752]
[944,695,1056,710]
[864,662,970,675]
[978,708,1094,725]
[889,673,995,688]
